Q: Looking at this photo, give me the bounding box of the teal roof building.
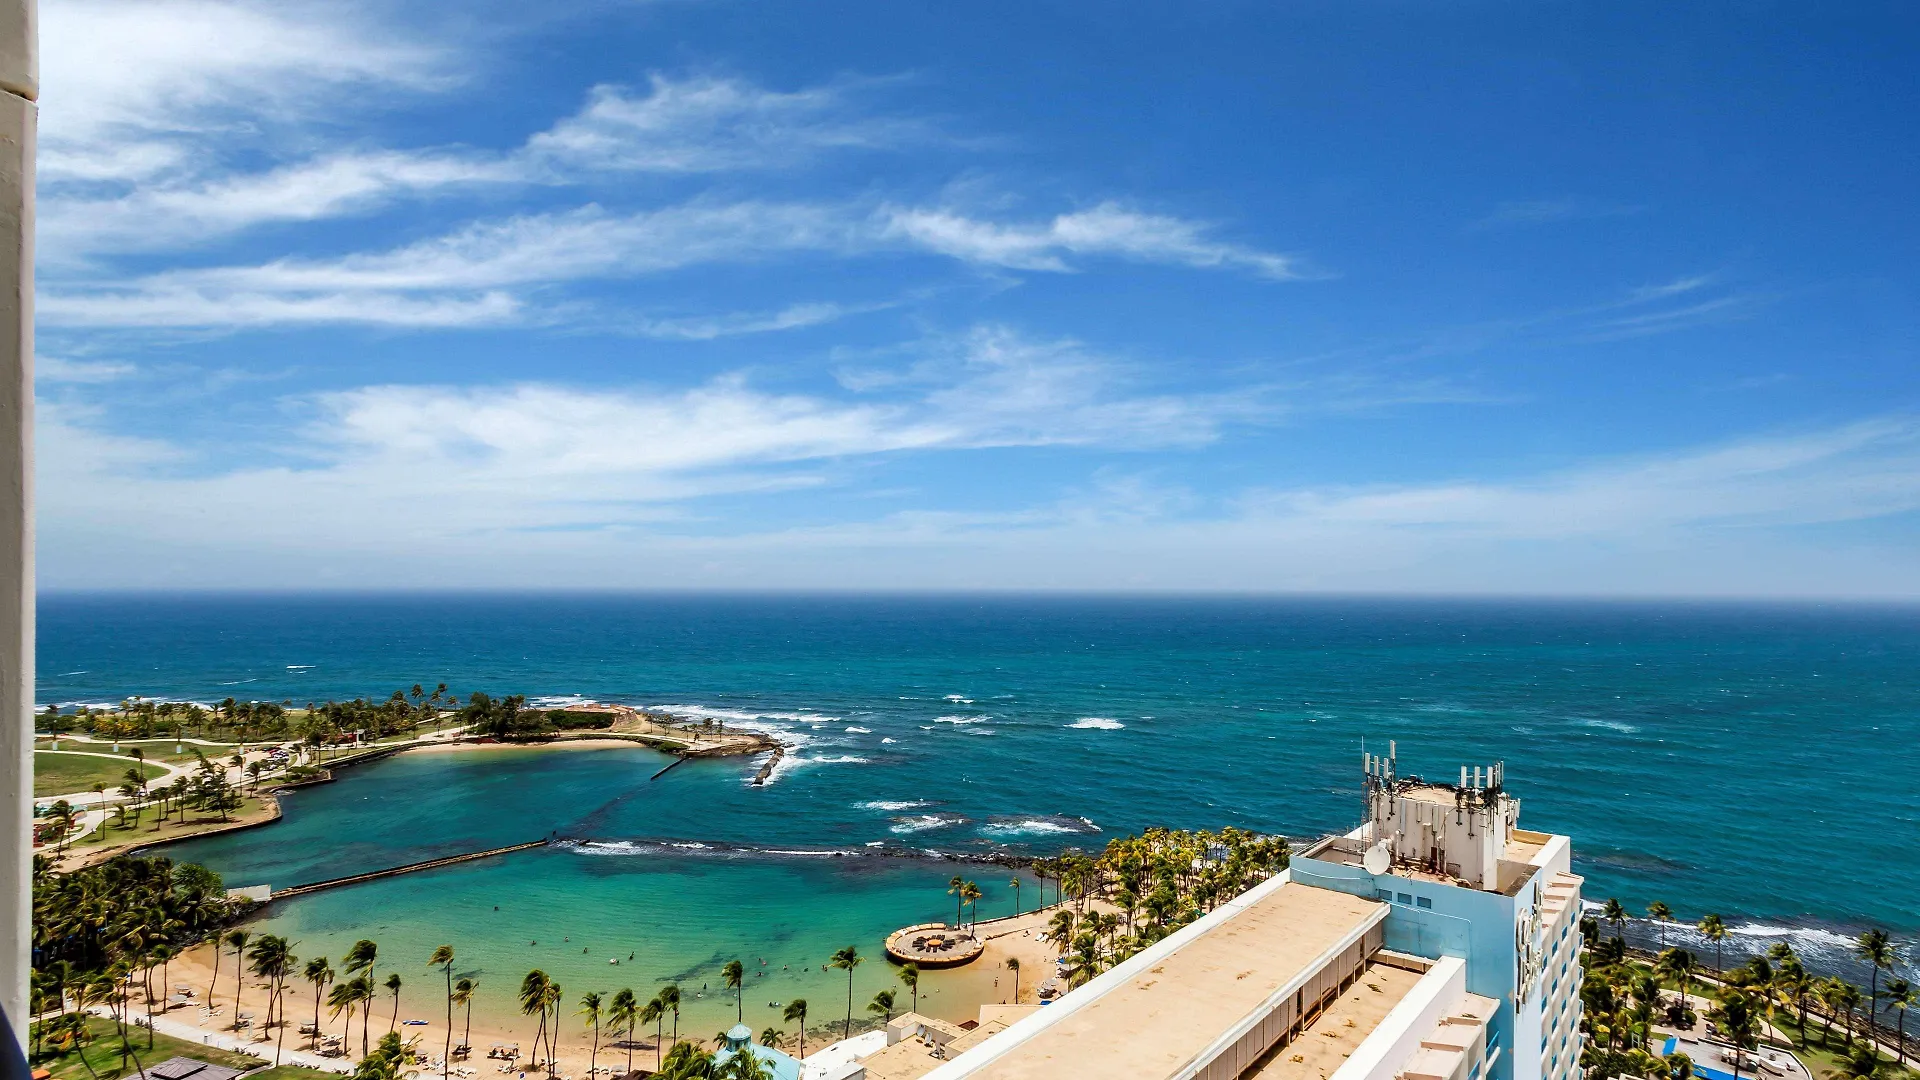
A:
[713,1023,803,1080]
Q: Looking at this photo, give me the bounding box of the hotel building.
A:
[817,746,1583,1080]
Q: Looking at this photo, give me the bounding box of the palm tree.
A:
[248,935,296,1065]
[961,881,983,932]
[1832,980,1865,1048]
[344,939,380,1055]
[1602,899,1629,944]
[1856,930,1894,1038]
[1647,902,1673,949]
[1010,878,1022,917]
[868,990,896,1025]
[782,1000,808,1060]
[608,988,638,1077]
[640,997,665,1072]
[830,947,864,1038]
[1046,910,1076,951]
[453,978,476,1058]
[660,984,682,1044]
[539,979,563,1079]
[305,958,334,1051]
[723,960,745,1024]
[1007,958,1021,1003]
[1711,992,1761,1080]
[520,971,551,1073]
[948,876,966,929]
[1699,915,1728,977]
[326,978,361,1053]
[1657,948,1696,1000]
[897,964,920,1015]
[578,991,603,1080]
[224,929,251,1028]
[385,973,403,1033]
[1838,1046,1882,1080]
[429,945,456,1079]
[759,1028,781,1049]
[1881,978,1912,1065]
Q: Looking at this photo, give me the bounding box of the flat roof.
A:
[946,882,1385,1080]
[1246,962,1424,1080]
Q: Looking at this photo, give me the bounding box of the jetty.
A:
[264,839,548,901]
[750,745,783,786]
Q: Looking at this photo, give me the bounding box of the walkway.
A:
[84,1003,354,1075]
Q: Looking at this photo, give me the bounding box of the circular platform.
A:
[885,922,985,967]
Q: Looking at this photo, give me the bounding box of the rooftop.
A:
[1245,961,1424,1080]
[1398,994,1499,1080]
[147,1059,245,1080]
[930,882,1385,1080]
[1302,821,1554,897]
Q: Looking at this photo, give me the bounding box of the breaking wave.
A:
[980,815,1101,837]
[890,814,969,834]
[1068,717,1124,730]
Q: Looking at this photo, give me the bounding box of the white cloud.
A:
[38,69,941,260]
[38,356,137,383]
[37,408,1920,593]
[38,328,1268,546]
[879,201,1297,278]
[41,150,515,258]
[47,198,1298,329]
[1240,419,1920,537]
[39,0,448,183]
[524,75,933,174]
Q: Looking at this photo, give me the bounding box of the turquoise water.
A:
[155,746,1042,1036]
[43,594,1920,961]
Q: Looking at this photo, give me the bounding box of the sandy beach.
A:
[163,899,1068,1078]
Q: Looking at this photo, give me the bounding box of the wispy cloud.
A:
[38,356,137,384]
[524,74,942,174]
[47,198,1301,329]
[39,0,450,184]
[39,327,1282,538]
[42,407,1920,594]
[879,201,1297,278]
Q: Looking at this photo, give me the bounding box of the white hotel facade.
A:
[820,747,1584,1080]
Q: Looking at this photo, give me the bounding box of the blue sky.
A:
[34,0,1920,594]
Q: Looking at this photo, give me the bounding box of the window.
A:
[1378,890,1395,901]
[1415,896,1433,909]
[1397,892,1414,904]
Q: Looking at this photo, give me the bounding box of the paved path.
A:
[85,1003,355,1075]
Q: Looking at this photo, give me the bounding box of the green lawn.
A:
[33,751,167,798]
[29,1015,264,1080]
[57,795,275,853]
[1779,1019,1918,1080]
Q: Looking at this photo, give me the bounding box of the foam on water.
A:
[890,814,967,834]
[980,815,1101,837]
[1068,717,1125,730]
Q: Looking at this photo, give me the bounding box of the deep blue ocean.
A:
[39,593,1920,951]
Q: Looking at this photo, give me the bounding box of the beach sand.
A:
[164,904,1067,1078]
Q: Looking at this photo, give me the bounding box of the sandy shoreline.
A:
[163,903,1067,1077]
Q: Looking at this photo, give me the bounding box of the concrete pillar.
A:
[0,0,31,1063]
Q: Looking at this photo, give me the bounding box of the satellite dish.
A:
[1362,842,1390,875]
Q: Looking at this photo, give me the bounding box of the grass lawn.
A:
[1779,1021,1918,1080]
[29,1015,264,1080]
[56,796,275,855]
[36,739,243,766]
[244,1067,339,1080]
[33,752,167,798]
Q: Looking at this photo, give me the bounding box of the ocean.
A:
[39,592,1920,1018]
